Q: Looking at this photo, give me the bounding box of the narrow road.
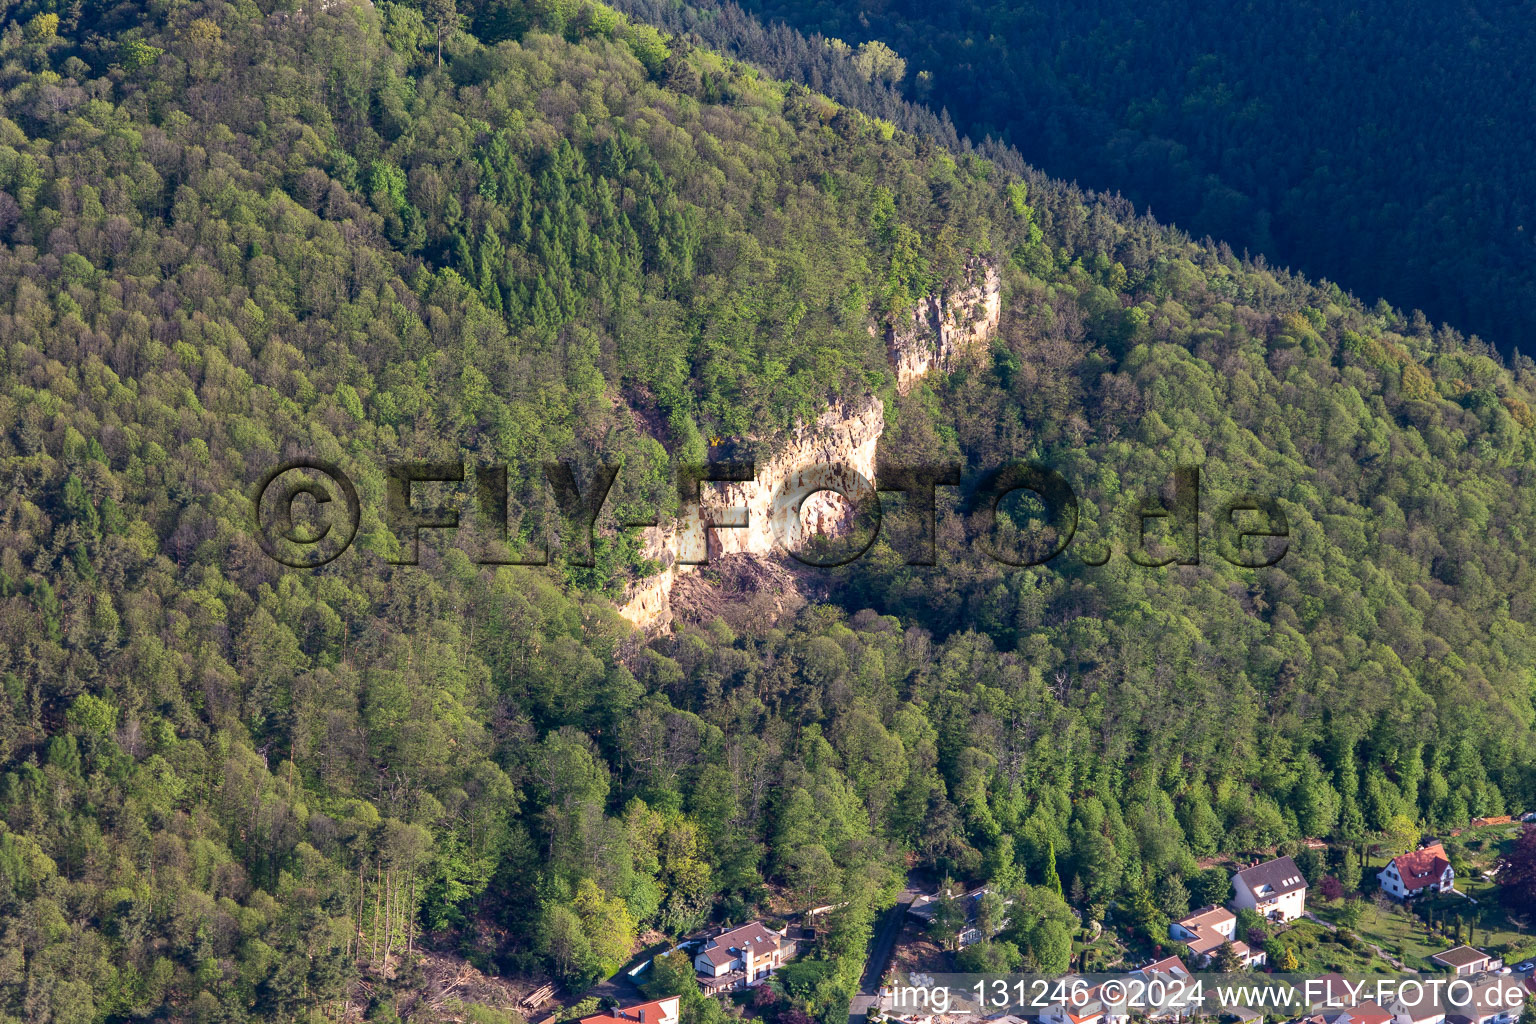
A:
[849,879,923,1024]
[582,960,646,1008]
[578,937,687,1010]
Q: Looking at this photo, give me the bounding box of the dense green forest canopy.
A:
[0,0,1534,1021]
[614,0,1536,358]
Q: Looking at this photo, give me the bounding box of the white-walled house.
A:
[1380,843,1454,899]
[1231,855,1308,922]
[1170,906,1267,967]
[693,922,797,992]
[1387,998,1446,1024]
[1132,957,1200,1021]
[1039,983,1126,1024]
[580,997,682,1024]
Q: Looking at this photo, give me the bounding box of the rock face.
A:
[618,258,999,630]
[887,259,1002,394]
[617,396,883,630]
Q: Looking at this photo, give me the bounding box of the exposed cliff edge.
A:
[618,396,882,630]
[886,258,1002,394]
[618,259,999,630]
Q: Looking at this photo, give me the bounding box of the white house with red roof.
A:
[1140,956,1199,1017]
[579,997,681,1024]
[1380,843,1454,899]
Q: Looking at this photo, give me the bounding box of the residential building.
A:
[1125,958,1198,1023]
[906,885,1008,948]
[1387,999,1446,1024]
[580,998,682,1024]
[1300,1002,1396,1024]
[1379,843,1454,899]
[1231,855,1308,922]
[1039,982,1124,1024]
[1385,976,1518,1024]
[693,922,797,992]
[1443,977,1524,1024]
[1170,906,1267,967]
[1040,961,1196,1024]
[1136,955,1193,978]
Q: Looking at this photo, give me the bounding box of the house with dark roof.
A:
[693,921,797,992]
[906,885,1009,947]
[1385,991,1447,1024]
[1230,855,1308,922]
[1429,945,1498,976]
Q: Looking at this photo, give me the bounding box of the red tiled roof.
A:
[705,922,781,952]
[1312,1003,1394,1024]
[1179,906,1235,930]
[580,999,678,1024]
[1390,844,1452,889]
[1064,989,1108,1024]
[1139,956,1192,978]
[1345,1001,1394,1024]
[1175,906,1236,955]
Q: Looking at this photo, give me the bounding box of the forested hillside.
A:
[619,0,1536,356]
[1,0,1535,1021]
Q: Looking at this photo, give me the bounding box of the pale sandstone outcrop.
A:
[618,396,882,630]
[619,258,1000,630]
[887,259,1001,394]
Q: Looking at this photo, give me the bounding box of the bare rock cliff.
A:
[618,396,883,630]
[886,259,1001,393]
[618,259,1000,630]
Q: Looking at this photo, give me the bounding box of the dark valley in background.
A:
[618,0,1536,358]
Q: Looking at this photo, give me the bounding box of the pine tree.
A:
[1044,841,1063,896]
